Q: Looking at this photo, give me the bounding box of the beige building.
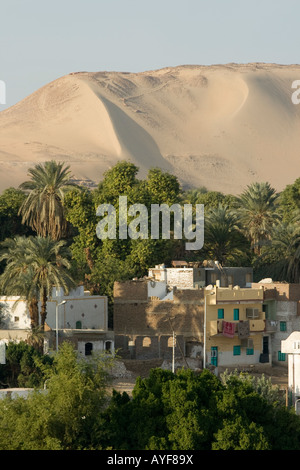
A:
[252,281,300,367]
[205,285,265,368]
[114,279,204,363]
[113,270,267,369]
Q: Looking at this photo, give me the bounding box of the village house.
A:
[252,281,300,367]
[0,286,114,357]
[148,262,253,289]
[205,284,265,368]
[114,266,300,371]
[113,265,269,369]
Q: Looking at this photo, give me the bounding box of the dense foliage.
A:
[0,346,299,451]
[0,342,114,450]
[0,160,299,305]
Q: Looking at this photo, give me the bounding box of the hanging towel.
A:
[238,320,250,339]
[222,321,235,338]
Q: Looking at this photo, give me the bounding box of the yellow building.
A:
[204,285,265,368]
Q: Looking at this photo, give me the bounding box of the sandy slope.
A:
[0,63,300,194]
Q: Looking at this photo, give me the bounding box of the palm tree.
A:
[18,160,78,240]
[237,182,279,254]
[259,218,300,282]
[204,204,250,266]
[0,237,39,329]
[25,236,76,329]
[0,235,75,331]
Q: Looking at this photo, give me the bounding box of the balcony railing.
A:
[209,316,265,337]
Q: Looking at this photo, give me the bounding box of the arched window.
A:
[85,342,93,356]
[168,336,176,348]
[142,337,151,347]
[76,321,82,329]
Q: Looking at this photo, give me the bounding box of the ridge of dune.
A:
[0,63,300,193]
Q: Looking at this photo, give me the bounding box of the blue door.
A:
[211,346,218,366]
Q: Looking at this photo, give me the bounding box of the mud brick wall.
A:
[114,280,148,301]
[114,280,204,358]
[134,334,185,360]
[253,283,300,302]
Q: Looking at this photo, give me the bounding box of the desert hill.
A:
[0,63,300,194]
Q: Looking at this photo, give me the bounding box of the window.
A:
[278,351,286,361]
[76,321,82,329]
[233,308,239,321]
[142,337,151,347]
[280,322,287,332]
[14,316,19,322]
[246,348,254,355]
[218,308,224,319]
[168,336,176,348]
[233,345,241,356]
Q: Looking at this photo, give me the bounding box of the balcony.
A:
[209,316,265,337]
[265,319,277,333]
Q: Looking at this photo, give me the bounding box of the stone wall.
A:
[114,280,204,359]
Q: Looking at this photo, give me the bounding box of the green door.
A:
[211,346,218,366]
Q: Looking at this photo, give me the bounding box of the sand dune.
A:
[0,63,300,193]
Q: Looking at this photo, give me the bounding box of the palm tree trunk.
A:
[40,287,47,330]
[28,296,39,329]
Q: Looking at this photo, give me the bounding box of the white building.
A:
[0,287,114,356]
[281,331,300,410]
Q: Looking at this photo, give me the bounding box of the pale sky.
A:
[1,0,300,109]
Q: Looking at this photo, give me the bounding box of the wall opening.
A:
[142,337,151,347]
[85,342,93,356]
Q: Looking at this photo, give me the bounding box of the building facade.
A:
[113,267,267,369]
[281,331,300,408]
[205,285,265,368]
[114,279,204,363]
[253,282,300,367]
[149,264,253,289]
[0,287,113,356]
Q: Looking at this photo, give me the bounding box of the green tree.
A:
[25,236,76,329]
[237,182,279,254]
[64,187,99,278]
[101,368,300,450]
[258,221,300,283]
[0,342,113,450]
[94,160,140,206]
[0,341,52,388]
[0,236,40,329]
[278,177,300,222]
[19,160,77,240]
[0,236,75,331]
[0,188,31,243]
[146,168,181,205]
[204,204,250,265]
